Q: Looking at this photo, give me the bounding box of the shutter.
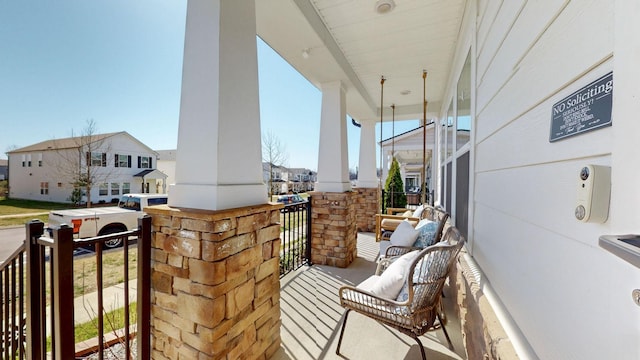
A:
[138,156,141,168]
[102,153,107,167]
[86,152,90,166]
[149,157,152,169]
[115,154,119,167]
[128,155,131,168]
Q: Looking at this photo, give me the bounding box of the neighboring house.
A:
[156,149,176,192]
[0,159,7,181]
[288,167,316,193]
[7,131,167,204]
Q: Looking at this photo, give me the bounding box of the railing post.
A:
[137,215,152,359]
[51,225,75,359]
[25,220,45,360]
[306,196,312,265]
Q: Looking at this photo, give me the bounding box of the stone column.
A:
[169,0,267,211]
[310,81,357,267]
[309,191,357,267]
[146,204,282,359]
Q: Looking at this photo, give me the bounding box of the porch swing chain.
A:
[379,76,385,214]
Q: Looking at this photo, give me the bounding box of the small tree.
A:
[384,157,406,211]
[51,119,115,207]
[262,131,288,199]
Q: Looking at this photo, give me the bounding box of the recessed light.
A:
[375,0,396,14]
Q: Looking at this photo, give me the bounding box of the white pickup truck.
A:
[48,193,168,248]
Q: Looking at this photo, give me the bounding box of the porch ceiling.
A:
[255,0,466,123]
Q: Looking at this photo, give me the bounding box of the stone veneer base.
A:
[144,203,282,360]
[352,187,378,232]
[452,252,520,360]
[309,191,357,268]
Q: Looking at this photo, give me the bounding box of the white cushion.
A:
[367,250,419,299]
[412,205,424,219]
[390,220,419,247]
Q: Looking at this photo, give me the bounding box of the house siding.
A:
[448,1,640,359]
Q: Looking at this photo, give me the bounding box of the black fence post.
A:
[137,215,152,359]
[51,224,75,360]
[306,196,312,266]
[25,220,44,360]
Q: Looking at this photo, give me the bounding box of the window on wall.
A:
[38,153,43,167]
[40,182,49,195]
[123,182,131,194]
[115,154,131,168]
[99,183,108,196]
[138,156,152,169]
[456,53,471,150]
[111,182,120,195]
[89,152,106,167]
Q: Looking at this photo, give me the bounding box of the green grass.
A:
[46,302,138,352]
[0,197,68,215]
[0,213,49,227]
[0,196,71,227]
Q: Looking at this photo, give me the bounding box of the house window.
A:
[40,182,49,195]
[122,182,131,194]
[58,182,63,188]
[22,155,26,167]
[115,154,131,168]
[89,152,106,167]
[38,153,43,167]
[27,154,32,167]
[111,182,120,195]
[138,156,152,169]
[99,183,108,196]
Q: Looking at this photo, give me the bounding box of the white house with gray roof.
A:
[7,131,167,204]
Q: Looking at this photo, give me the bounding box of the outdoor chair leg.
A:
[437,312,454,351]
[412,334,427,360]
[336,309,351,355]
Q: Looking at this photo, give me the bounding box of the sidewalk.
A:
[0,211,49,219]
[72,279,138,325]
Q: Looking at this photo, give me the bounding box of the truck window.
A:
[148,198,168,206]
[119,197,141,211]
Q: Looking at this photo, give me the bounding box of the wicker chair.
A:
[375,205,449,242]
[377,207,450,272]
[337,227,465,360]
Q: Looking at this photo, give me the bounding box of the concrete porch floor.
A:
[271,232,467,360]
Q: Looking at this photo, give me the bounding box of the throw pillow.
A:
[401,210,413,217]
[390,220,419,247]
[369,250,419,299]
[413,220,438,248]
[412,205,424,219]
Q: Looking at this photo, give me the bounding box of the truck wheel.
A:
[100,227,126,249]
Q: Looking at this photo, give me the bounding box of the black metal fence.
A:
[279,198,312,277]
[0,217,152,360]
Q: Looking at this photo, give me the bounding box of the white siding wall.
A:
[462,0,639,359]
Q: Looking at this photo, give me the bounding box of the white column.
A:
[356,120,378,188]
[169,0,266,210]
[315,81,351,192]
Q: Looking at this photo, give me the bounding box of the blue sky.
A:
[0,0,418,170]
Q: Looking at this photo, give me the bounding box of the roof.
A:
[7,131,156,155]
[133,169,168,179]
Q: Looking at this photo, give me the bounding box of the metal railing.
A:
[0,243,26,359]
[279,198,312,277]
[18,216,152,360]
